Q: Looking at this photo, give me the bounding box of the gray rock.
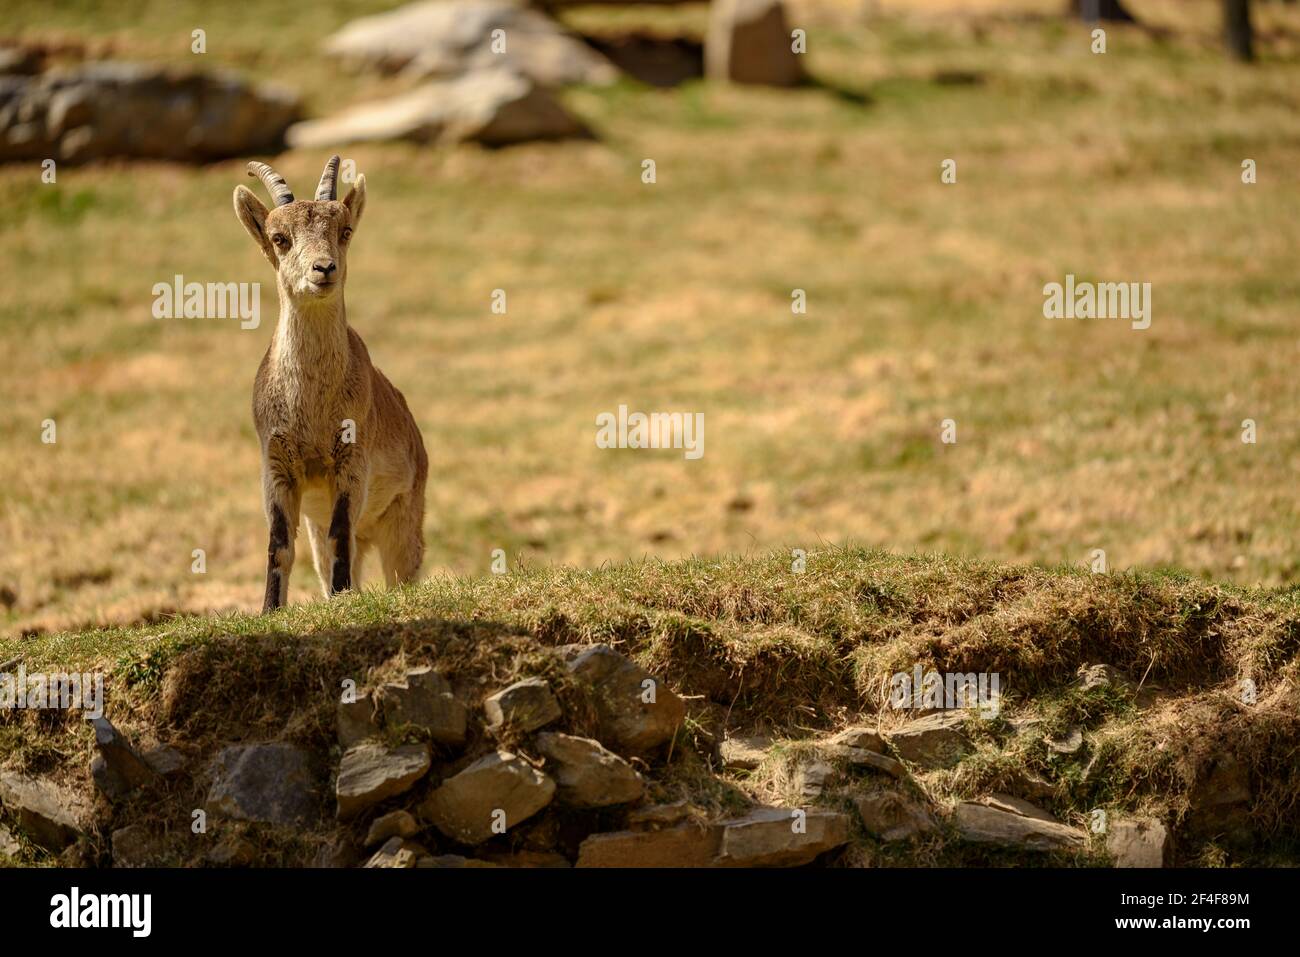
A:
[577,822,721,867]
[420,750,555,844]
[854,790,937,842]
[978,793,1061,823]
[287,69,589,149]
[831,746,909,779]
[794,759,835,799]
[828,725,887,752]
[1076,663,1135,693]
[0,62,299,163]
[141,745,185,778]
[338,691,381,748]
[381,668,467,747]
[206,743,318,826]
[0,770,91,851]
[714,806,851,867]
[1045,726,1085,755]
[886,711,970,768]
[364,809,420,847]
[565,644,686,755]
[536,732,643,807]
[705,0,803,87]
[336,742,431,820]
[953,802,1086,851]
[0,823,20,857]
[485,677,561,733]
[110,823,161,868]
[323,0,618,87]
[719,733,770,770]
[1106,818,1169,868]
[89,717,157,801]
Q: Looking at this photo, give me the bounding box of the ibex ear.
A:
[342,174,366,231]
[233,185,276,266]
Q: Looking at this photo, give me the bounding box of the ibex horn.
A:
[315,154,341,202]
[247,161,295,206]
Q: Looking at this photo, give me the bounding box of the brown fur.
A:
[234,160,428,611]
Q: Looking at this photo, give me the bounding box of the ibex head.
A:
[233,155,366,302]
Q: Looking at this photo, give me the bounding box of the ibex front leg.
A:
[262,469,301,613]
[327,445,367,595]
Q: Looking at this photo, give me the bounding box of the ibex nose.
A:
[312,259,337,279]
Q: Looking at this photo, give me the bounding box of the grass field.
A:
[3,0,1300,637]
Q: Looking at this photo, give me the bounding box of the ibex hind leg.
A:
[377,492,425,587]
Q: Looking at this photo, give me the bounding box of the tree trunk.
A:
[1071,0,1137,21]
[1224,0,1255,62]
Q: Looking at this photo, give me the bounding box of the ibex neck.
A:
[271,295,349,371]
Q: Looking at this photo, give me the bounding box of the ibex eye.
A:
[272,234,289,248]
[341,227,353,242]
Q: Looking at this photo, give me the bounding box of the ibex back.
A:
[234,156,428,612]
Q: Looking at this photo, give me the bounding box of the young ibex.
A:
[234,156,427,612]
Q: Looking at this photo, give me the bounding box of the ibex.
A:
[234,156,427,612]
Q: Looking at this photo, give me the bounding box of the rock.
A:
[364,809,420,847]
[953,802,1086,851]
[719,733,770,770]
[577,822,721,867]
[565,644,686,755]
[0,62,299,163]
[0,823,19,857]
[338,692,381,748]
[705,0,803,87]
[110,824,162,867]
[854,790,937,842]
[628,800,692,829]
[206,834,259,866]
[1045,726,1085,755]
[323,0,618,87]
[0,770,91,851]
[416,853,500,868]
[381,668,467,747]
[828,725,887,752]
[206,743,318,826]
[715,807,851,867]
[978,793,1061,824]
[0,45,42,76]
[365,836,428,868]
[141,745,185,778]
[287,69,589,149]
[1106,818,1169,867]
[336,742,431,820]
[89,717,157,801]
[420,750,555,844]
[832,746,910,780]
[536,732,643,807]
[484,677,561,733]
[794,759,835,800]
[886,712,970,768]
[1076,663,1135,693]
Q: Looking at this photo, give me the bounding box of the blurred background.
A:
[1,0,1298,636]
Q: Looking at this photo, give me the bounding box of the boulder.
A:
[381,667,467,747]
[206,743,319,826]
[953,802,1086,851]
[577,822,721,867]
[794,759,835,799]
[885,711,970,768]
[420,750,555,844]
[484,677,561,733]
[323,0,618,87]
[1106,818,1170,868]
[286,69,589,149]
[714,806,851,867]
[854,790,937,842]
[0,770,91,851]
[0,62,299,163]
[336,742,431,820]
[564,644,686,755]
[536,732,643,807]
[338,692,381,748]
[364,809,420,848]
[719,732,770,770]
[88,717,157,801]
[705,0,803,87]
